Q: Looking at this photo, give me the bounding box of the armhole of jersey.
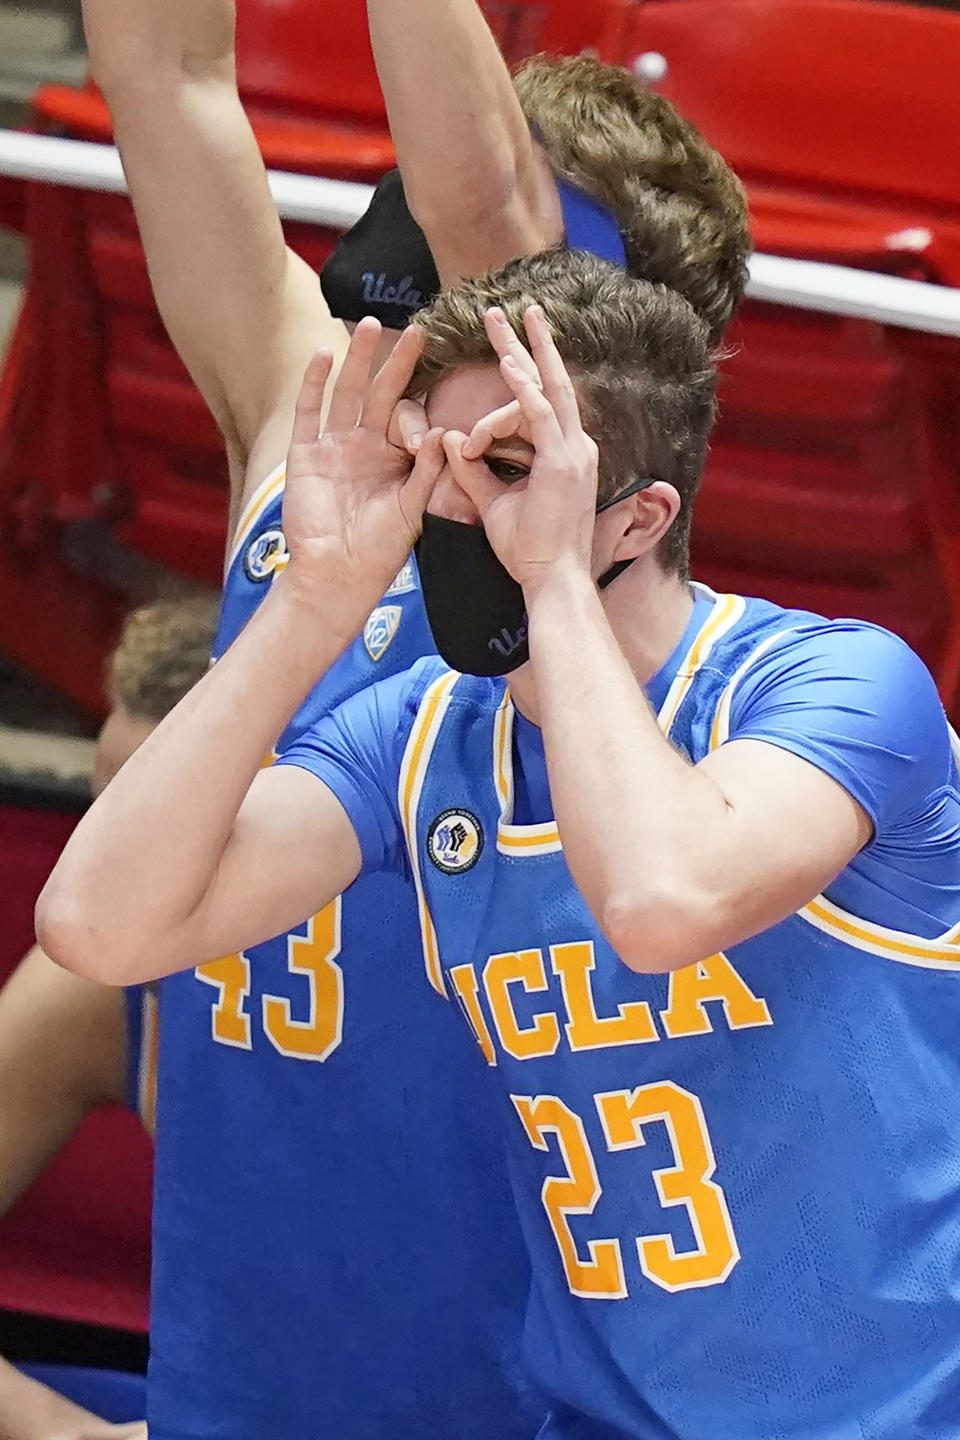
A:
[949,724,960,774]
[396,669,460,996]
[709,628,960,972]
[225,463,287,579]
[707,626,802,751]
[657,592,745,738]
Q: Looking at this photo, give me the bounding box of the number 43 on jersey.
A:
[195,899,344,1061]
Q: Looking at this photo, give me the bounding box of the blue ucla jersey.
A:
[147,468,540,1440]
[283,585,960,1439]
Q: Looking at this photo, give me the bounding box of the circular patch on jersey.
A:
[244,527,288,583]
[426,809,484,875]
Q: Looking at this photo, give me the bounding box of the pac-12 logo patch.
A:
[427,809,484,874]
[386,561,417,597]
[363,605,402,662]
[244,527,288,583]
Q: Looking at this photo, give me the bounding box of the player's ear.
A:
[605,482,681,565]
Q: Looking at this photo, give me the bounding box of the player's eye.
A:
[485,457,530,485]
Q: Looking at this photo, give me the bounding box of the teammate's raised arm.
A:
[37,325,444,984]
[81,0,346,516]
[366,0,561,283]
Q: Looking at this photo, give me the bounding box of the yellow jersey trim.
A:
[708,628,799,751]
[495,589,745,855]
[398,669,460,994]
[225,463,287,578]
[657,589,745,737]
[497,821,563,856]
[493,690,513,817]
[799,893,960,972]
[495,686,562,854]
[137,986,159,1136]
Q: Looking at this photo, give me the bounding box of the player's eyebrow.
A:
[485,437,534,460]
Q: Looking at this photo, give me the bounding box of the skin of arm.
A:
[81,0,348,522]
[366,0,562,283]
[0,1353,145,1440]
[524,569,869,971]
[449,307,871,973]
[37,325,445,986]
[0,946,126,1215]
[0,949,146,1440]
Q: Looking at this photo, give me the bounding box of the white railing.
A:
[2,129,960,338]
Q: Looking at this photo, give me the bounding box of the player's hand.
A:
[443,305,598,591]
[46,1421,148,1440]
[281,318,444,613]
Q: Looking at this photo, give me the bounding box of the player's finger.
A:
[461,399,523,460]
[289,349,335,448]
[325,316,382,432]
[400,427,446,523]
[388,398,429,455]
[442,431,508,517]
[523,305,582,436]
[483,308,542,384]
[362,323,424,435]
[499,354,566,459]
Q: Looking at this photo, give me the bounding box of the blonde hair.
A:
[107,595,218,722]
[514,55,750,343]
[411,249,716,578]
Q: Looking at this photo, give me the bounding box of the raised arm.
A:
[366,0,562,283]
[448,307,871,972]
[82,0,347,516]
[37,325,444,985]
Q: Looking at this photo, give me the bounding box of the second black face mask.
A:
[415,514,530,677]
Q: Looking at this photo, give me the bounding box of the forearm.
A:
[82,0,329,465]
[526,568,731,970]
[367,0,557,279]
[38,576,363,983]
[0,1356,105,1440]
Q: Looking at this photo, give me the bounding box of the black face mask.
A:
[415,477,658,677]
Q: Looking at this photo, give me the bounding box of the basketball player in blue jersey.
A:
[79,0,750,1431]
[46,246,960,1439]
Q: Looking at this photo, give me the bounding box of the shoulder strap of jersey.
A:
[657,590,746,738]
[225,463,286,579]
[397,668,461,994]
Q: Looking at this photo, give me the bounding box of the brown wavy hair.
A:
[107,595,219,722]
[514,55,750,343]
[411,249,716,579]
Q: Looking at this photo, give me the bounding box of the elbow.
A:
[35,883,134,987]
[91,47,233,105]
[600,883,723,975]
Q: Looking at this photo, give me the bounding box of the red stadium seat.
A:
[694,303,951,668]
[635,2,960,204]
[629,0,960,712]
[634,0,960,281]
